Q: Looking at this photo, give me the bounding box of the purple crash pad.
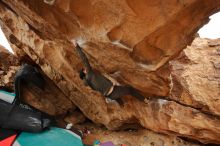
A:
[100,141,115,146]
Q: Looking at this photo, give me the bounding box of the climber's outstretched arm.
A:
[75,44,92,72]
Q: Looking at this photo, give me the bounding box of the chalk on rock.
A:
[43,0,55,5]
[66,123,73,130]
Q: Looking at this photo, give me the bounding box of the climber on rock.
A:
[74,42,148,105]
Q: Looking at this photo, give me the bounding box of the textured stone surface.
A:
[0,45,20,90]
[18,0,220,73]
[64,110,86,125]
[170,38,220,116]
[21,75,74,115]
[0,0,220,144]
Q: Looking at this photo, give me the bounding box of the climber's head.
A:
[79,68,87,80]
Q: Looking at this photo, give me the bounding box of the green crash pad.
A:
[13,127,83,146]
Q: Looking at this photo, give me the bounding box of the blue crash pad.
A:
[13,127,83,146]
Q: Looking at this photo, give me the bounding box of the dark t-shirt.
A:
[86,70,113,96]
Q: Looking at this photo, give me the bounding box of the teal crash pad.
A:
[13,127,83,146]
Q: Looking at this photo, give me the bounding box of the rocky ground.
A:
[76,122,202,146]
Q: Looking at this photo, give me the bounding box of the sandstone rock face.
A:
[0,45,20,90]
[64,110,86,125]
[0,0,220,144]
[170,38,220,116]
[21,75,74,115]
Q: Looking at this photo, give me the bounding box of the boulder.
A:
[0,0,220,144]
[170,38,220,116]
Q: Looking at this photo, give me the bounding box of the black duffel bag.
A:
[0,64,53,132]
[0,98,52,133]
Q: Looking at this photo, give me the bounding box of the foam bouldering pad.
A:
[0,90,15,104]
[100,141,115,146]
[12,127,83,146]
[0,134,17,146]
[0,128,18,146]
